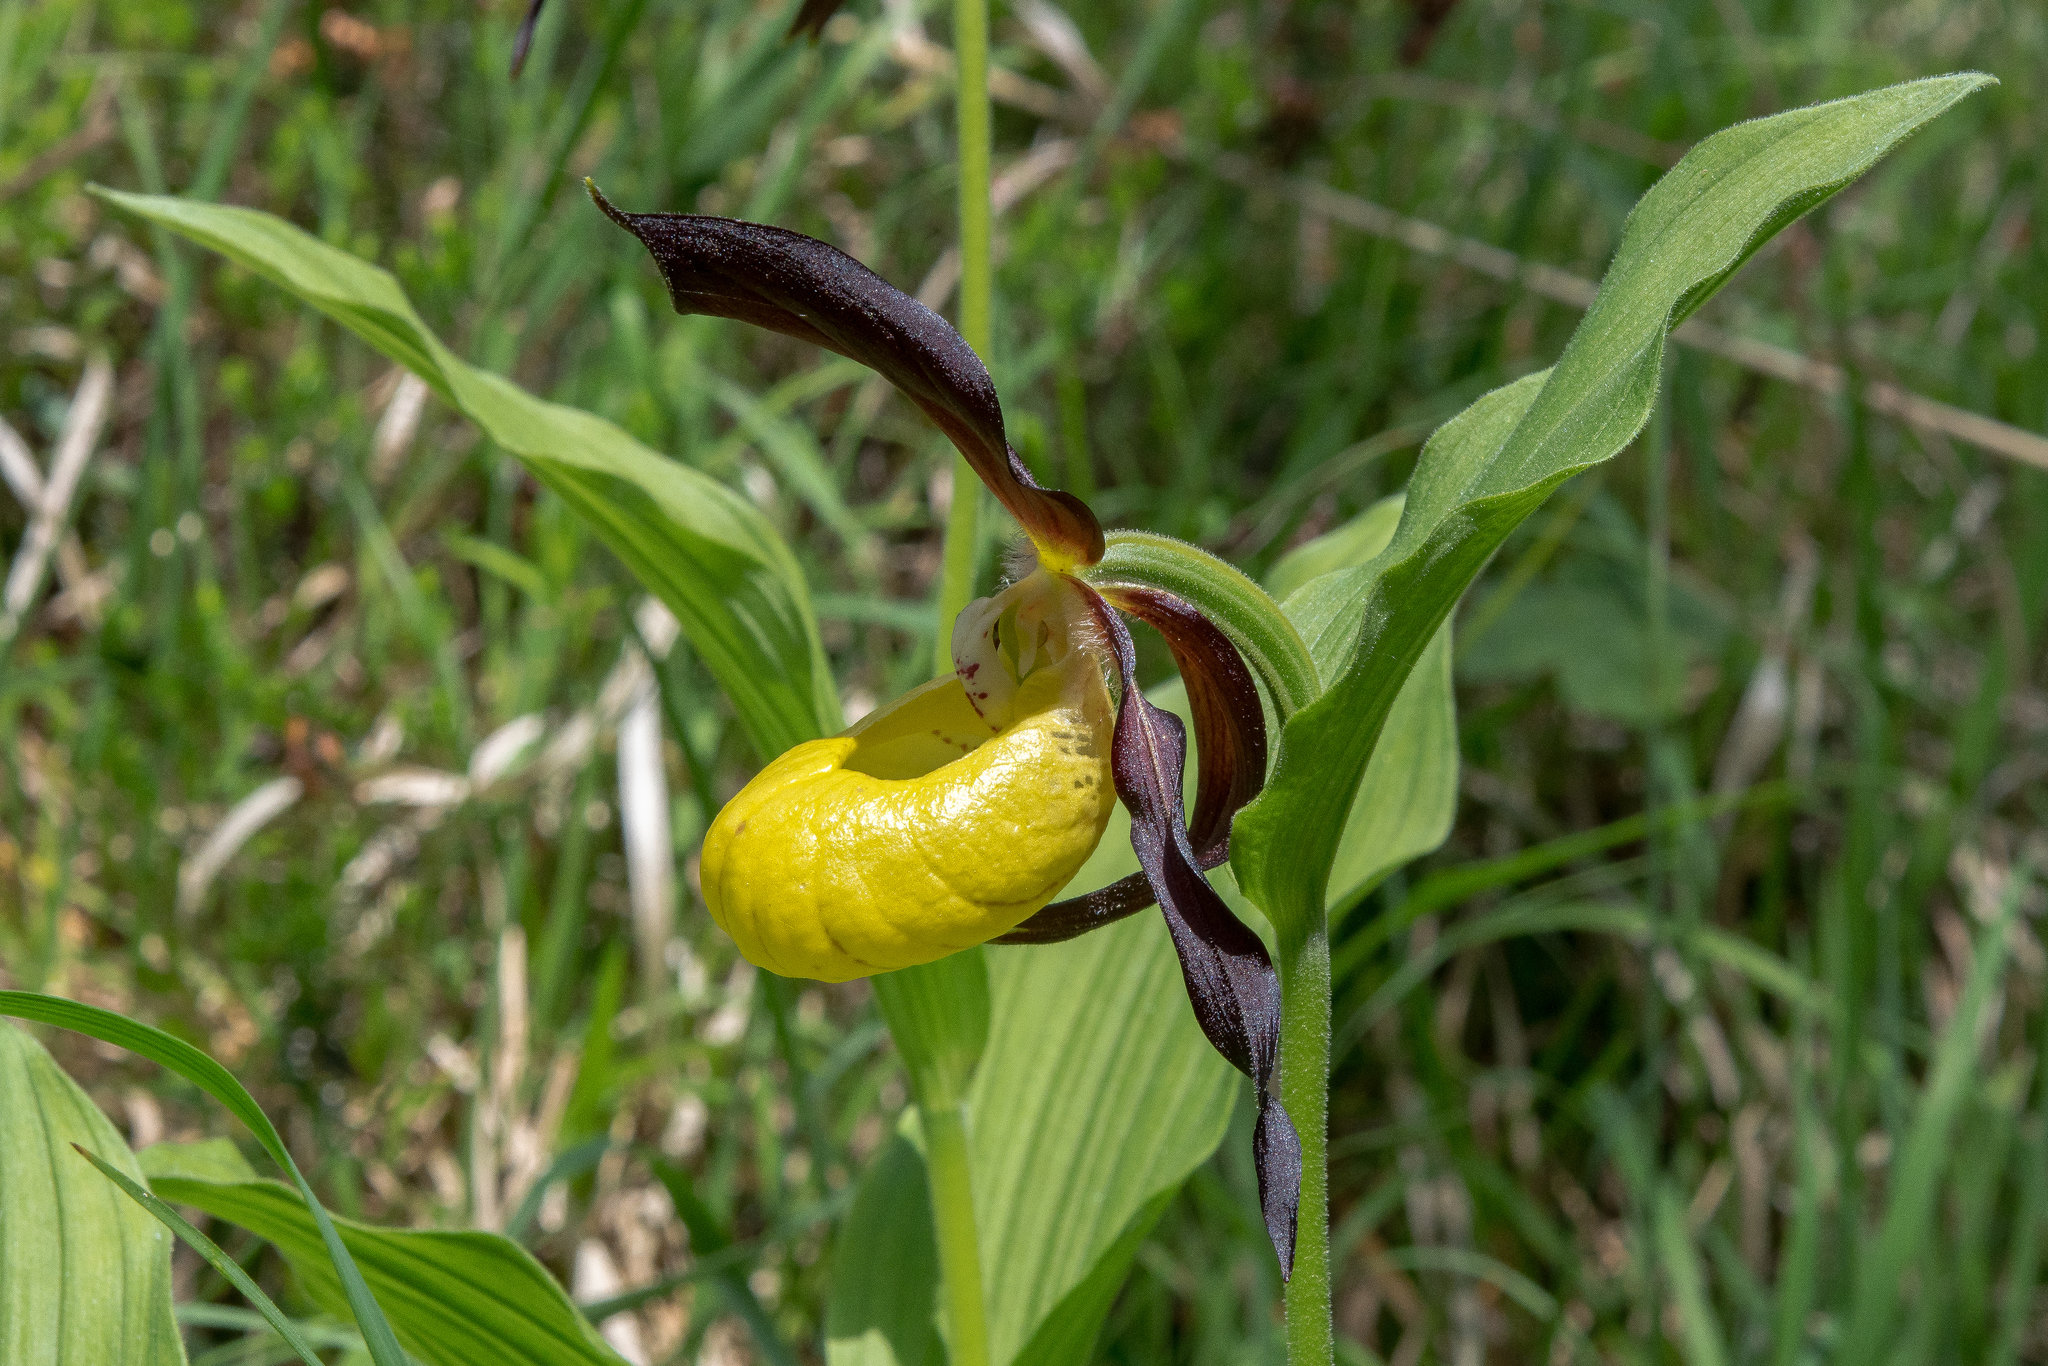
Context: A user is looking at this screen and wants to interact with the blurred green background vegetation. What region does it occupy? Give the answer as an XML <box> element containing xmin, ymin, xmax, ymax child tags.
<box><xmin>3</xmin><ymin>0</ymin><xmax>2046</xmax><ymax>1361</ymax></box>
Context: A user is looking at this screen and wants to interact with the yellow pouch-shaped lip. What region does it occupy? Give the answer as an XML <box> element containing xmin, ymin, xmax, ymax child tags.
<box><xmin>700</xmin><ymin>659</ymin><xmax>1115</xmax><ymax>982</ymax></box>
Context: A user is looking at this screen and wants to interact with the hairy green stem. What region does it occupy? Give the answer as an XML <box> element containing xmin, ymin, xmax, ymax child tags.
<box><xmin>923</xmin><ymin>1102</ymin><xmax>992</xmax><ymax>1366</ymax></box>
<box><xmin>1278</xmin><ymin>920</ymin><xmax>1333</xmax><ymax>1365</ymax></box>
<box><xmin>932</xmin><ymin>0</ymin><xmax>994</xmax><ymax>674</ymax></box>
<box><xmin>915</xmin><ymin>6</ymin><xmax>996</xmax><ymax>1364</ymax></box>
<box><xmin>1085</xmin><ymin>535</ymin><xmax>1332</xmax><ymax>1359</ymax></box>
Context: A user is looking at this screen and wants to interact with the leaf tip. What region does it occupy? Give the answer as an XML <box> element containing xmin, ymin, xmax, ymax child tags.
<box><xmin>584</xmin><ymin>179</ymin><xmax>630</xmax><ymax>231</ymax></box>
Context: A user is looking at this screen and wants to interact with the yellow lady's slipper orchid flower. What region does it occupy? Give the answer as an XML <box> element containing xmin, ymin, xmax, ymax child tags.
<box><xmin>700</xmin><ymin>572</ymin><xmax>1115</xmax><ymax>981</ymax></box>
<box><xmin>597</xmin><ymin>193</ymin><xmax>1299</xmax><ymax>1272</ymax></box>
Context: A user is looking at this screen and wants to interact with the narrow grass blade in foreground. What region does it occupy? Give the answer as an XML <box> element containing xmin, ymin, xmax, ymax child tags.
<box><xmin>0</xmin><ymin>993</ymin><xmax>409</xmax><ymax>1366</ymax></box>
<box><xmin>144</xmin><ymin>1154</ymin><xmax>631</xmax><ymax>1366</ymax></box>
<box><xmin>74</xmin><ymin>1147</ymin><xmax>327</xmax><ymax>1366</ymax></box>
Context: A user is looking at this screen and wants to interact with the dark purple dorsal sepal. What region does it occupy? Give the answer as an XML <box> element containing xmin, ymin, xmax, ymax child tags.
<box><xmin>1069</xmin><ymin>584</ymin><xmax>1299</xmax><ymax>1278</ymax></box>
<box><xmin>588</xmin><ymin>184</ymin><xmax>1103</xmax><ymax>565</ymax></box>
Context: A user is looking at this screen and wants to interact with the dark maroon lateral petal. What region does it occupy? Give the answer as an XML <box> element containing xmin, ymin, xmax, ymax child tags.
<box><xmin>787</xmin><ymin>0</ymin><xmax>849</xmax><ymax>40</ymax></box>
<box><xmin>1070</xmin><ymin>585</ymin><xmax>1300</xmax><ymax>1277</ymax></box>
<box><xmin>1110</xmin><ymin>585</ymin><xmax>1268</xmax><ymax>852</ymax></box>
<box><xmin>994</xmin><ymin>875</ymin><xmax>1155</xmax><ymax>944</ymax></box>
<box><xmin>998</xmin><ymin>585</ymin><xmax>1266</xmax><ymax>945</ymax></box>
<box><xmin>587</xmin><ymin>183</ymin><xmax>1103</xmax><ymax>566</ymax></box>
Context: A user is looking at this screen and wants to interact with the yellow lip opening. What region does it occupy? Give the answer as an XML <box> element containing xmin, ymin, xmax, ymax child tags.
<box><xmin>700</xmin><ymin>632</ymin><xmax>1115</xmax><ymax>982</ymax></box>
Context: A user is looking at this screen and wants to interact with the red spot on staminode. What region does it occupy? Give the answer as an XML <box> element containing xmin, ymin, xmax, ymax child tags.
<box><xmin>960</xmin><ymin>661</ymin><xmax>980</xmax><ymax>677</ymax></box>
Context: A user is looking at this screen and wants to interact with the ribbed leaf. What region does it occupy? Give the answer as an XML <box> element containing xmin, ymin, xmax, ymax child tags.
<box><xmin>90</xmin><ymin>187</ymin><xmax>838</xmax><ymax>758</ymax></box>
<box><xmin>826</xmin><ymin>911</ymin><xmax>1237</xmax><ymax>1366</ymax></box>
<box><xmin>0</xmin><ymin>993</ymin><xmax>407</xmax><ymax>1366</ymax></box>
<box><xmin>974</xmin><ymin>922</ymin><xmax>1240</xmax><ymax>1365</ymax></box>
<box><xmin>0</xmin><ymin>1023</ymin><xmax>185</xmax><ymax>1366</ymax></box>
<box><xmin>1269</xmin><ymin>495</ymin><xmax>1457</xmax><ymax>916</ymax></box>
<box><xmin>144</xmin><ymin>1160</ymin><xmax>628</xmax><ymax>1366</ymax></box>
<box><xmin>1231</xmin><ymin>75</ymin><xmax>1992</xmax><ymax>936</ymax></box>
<box><xmin>80</xmin><ymin>1147</ymin><xmax>325</xmax><ymax>1366</ymax></box>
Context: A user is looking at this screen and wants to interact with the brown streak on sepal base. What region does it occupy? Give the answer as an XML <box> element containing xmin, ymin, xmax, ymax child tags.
<box><xmin>998</xmin><ymin>584</ymin><xmax>1267</xmax><ymax>943</ymax></box>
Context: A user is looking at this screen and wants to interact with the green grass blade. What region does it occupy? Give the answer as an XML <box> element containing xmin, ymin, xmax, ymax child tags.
<box><xmin>1838</xmin><ymin>873</ymin><xmax>2022</xmax><ymax>1363</ymax></box>
<box><xmin>1589</xmin><ymin>1086</ymin><xmax>1730</xmax><ymax>1366</ymax></box>
<box><xmin>0</xmin><ymin>992</ymin><xmax>408</xmax><ymax>1366</ymax></box>
<box><xmin>74</xmin><ymin>1146</ymin><xmax>326</xmax><ymax>1366</ymax></box>
<box><xmin>1337</xmin><ymin>899</ymin><xmax>1824</xmax><ymax>1052</ymax></box>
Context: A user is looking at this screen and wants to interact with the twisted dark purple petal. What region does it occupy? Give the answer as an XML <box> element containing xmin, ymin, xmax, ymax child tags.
<box><xmin>999</xmin><ymin>585</ymin><xmax>1266</xmax><ymax>944</ymax></box>
<box><xmin>1069</xmin><ymin>585</ymin><xmax>1300</xmax><ymax>1277</ymax></box>
<box><xmin>588</xmin><ymin>184</ymin><xmax>1104</xmax><ymax>565</ymax></box>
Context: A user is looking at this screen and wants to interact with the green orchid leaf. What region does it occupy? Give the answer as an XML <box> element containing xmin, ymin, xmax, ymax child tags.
<box><xmin>0</xmin><ymin>1023</ymin><xmax>185</xmax><ymax>1366</ymax></box>
<box><xmin>825</xmin><ymin>1132</ymin><xmax>946</xmax><ymax>1366</ymax></box>
<box><xmin>146</xmin><ymin>1162</ymin><xmax>630</xmax><ymax>1366</ymax></box>
<box><xmin>872</xmin><ymin>950</ymin><xmax>991</xmax><ymax>1112</ymax></box>
<box><xmin>1230</xmin><ymin>74</ymin><xmax>1992</xmax><ymax>938</ymax></box>
<box><xmin>0</xmin><ymin>993</ymin><xmax>408</xmax><ymax>1366</ymax></box>
<box><xmin>973</xmin><ymin>922</ymin><xmax>1239</xmax><ymax>1366</ymax></box>
<box><xmin>90</xmin><ymin>187</ymin><xmax>839</xmax><ymax>758</ymax></box>
<box><xmin>826</xmin><ymin>912</ymin><xmax>1237</xmax><ymax>1366</ymax></box>
<box><xmin>1279</xmin><ymin>506</ymin><xmax>1461</xmax><ymax>926</ymax></box>
<box><xmin>1270</xmin><ymin>495</ymin><xmax>1459</xmax><ymax>918</ymax></box>
<box><xmin>827</xmin><ymin>492</ymin><xmax>1465</xmax><ymax>1360</ymax></box>
<box><xmin>78</xmin><ymin>1147</ymin><xmax>325</xmax><ymax>1366</ymax></box>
